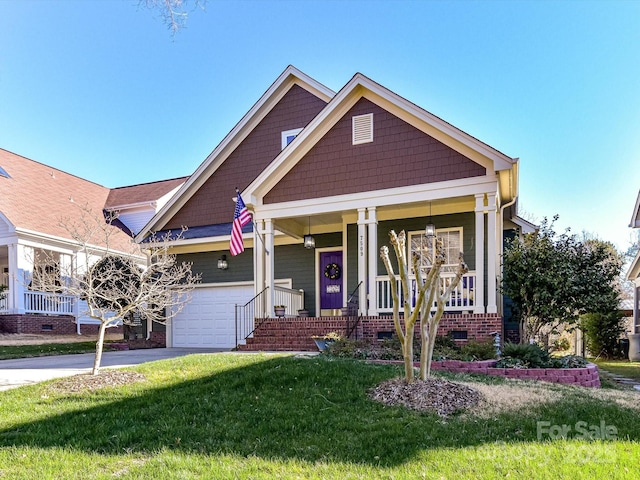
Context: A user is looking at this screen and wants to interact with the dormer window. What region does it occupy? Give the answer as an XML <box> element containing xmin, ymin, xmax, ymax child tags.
<box><xmin>281</xmin><ymin>128</ymin><xmax>303</xmax><ymax>149</ymax></box>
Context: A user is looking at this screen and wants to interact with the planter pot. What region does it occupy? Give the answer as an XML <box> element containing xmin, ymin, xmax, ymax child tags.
<box><xmin>297</xmin><ymin>309</ymin><xmax>309</xmax><ymax>318</ymax></box>
<box><xmin>274</xmin><ymin>307</ymin><xmax>286</xmax><ymax>317</ymax></box>
<box><xmin>312</xmin><ymin>338</ymin><xmax>335</xmax><ymax>351</ymax></box>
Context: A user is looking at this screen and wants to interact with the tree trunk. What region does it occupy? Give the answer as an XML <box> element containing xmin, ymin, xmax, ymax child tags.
<box><xmin>92</xmin><ymin>322</ymin><xmax>108</xmax><ymax>376</ymax></box>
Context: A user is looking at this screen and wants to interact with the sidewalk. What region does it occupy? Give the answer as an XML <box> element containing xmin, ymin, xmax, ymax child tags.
<box><xmin>0</xmin><ymin>348</ymin><xmax>225</xmax><ymax>391</ymax></box>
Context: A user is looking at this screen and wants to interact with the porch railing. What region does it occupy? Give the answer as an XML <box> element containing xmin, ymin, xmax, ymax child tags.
<box><xmin>376</xmin><ymin>271</ymin><xmax>476</xmax><ymax>314</ymax></box>
<box><xmin>24</xmin><ymin>290</ymin><xmax>75</xmax><ymax>315</ymax></box>
<box><xmin>235</xmin><ymin>286</ymin><xmax>305</xmax><ymax>347</ymax></box>
<box><xmin>0</xmin><ymin>290</ymin><xmax>9</xmax><ymax>313</ymax></box>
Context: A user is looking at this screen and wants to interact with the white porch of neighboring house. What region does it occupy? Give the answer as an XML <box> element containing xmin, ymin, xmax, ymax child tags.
<box><xmin>250</xmin><ymin>188</ymin><xmax>503</xmax><ymax>319</ymax></box>
<box><xmin>0</xmin><ymin>243</ymin><xmax>81</xmax><ymax>326</ymax></box>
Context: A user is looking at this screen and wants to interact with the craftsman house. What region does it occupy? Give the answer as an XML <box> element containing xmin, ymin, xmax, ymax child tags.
<box><xmin>0</xmin><ymin>147</ymin><xmax>185</xmax><ymax>334</ymax></box>
<box><xmin>137</xmin><ymin>66</ymin><xmax>530</xmax><ymax>350</ymax></box>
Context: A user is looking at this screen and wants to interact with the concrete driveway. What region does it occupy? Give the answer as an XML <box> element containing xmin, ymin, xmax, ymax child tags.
<box><xmin>0</xmin><ymin>348</ymin><xmax>225</xmax><ymax>391</ymax></box>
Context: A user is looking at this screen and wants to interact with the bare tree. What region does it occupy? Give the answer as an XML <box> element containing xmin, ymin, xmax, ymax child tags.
<box><xmin>35</xmin><ymin>205</ymin><xmax>200</xmax><ymax>375</ymax></box>
<box><xmin>380</xmin><ymin>230</ymin><xmax>468</xmax><ymax>382</ymax></box>
<box><xmin>141</xmin><ymin>0</ymin><xmax>206</xmax><ymax>35</ymax></box>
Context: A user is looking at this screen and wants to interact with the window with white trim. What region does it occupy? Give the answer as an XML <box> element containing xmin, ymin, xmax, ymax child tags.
<box><xmin>281</xmin><ymin>128</ymin><xmax>303</xmax><ymax>149</ymax></box>
<box><xmin>352</xmin><ymin>113</ymin><xmax>373</xmax><ymax>145</ymax></box>
<box><xmin>408</xmin><ymin>227</ymin><xmax>463</xmax><ymax>276</ymax></box>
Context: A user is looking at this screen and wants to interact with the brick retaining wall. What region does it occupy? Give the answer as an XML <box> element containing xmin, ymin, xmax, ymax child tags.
<box><xmin>429</xmin><ymin>359</ymin><xmax>600</xmax><ymax>388</ymax></box>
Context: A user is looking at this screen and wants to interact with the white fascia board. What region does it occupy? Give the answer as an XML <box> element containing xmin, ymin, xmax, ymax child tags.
<box><xmin>510</xmin><ymin>215</ymin><xmax>538</xmax><ymax>234</ymax></box>
<box><xmin>356</xmin><ymin>76</ymin><xmax>516</xmax><ymax>171</ymax></box>
<box><xmin>136</xmin><ymin>67</ymin><xmax>334</xmax><ymax>243</ymax></box>
<box><xmin>627</xmin><ymin>249</ymin><xmax>640</xmax><ymax>281</ymax></box>
<box><xmin>253</xmin><ymin>176</ymin><xmax>499</xmax><ymax>221</ymax></box>
<box><xmin>630</xmin><ymin>189</ymin><xmax>640</xmax><ymax>228</ymax></box>
<box><xmin>106</xmin><ymin>201</ymin><xmax>156</xmax><ymax>212</ymax></box>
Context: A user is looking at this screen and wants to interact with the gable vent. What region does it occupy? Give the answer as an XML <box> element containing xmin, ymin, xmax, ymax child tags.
<box><xmin>352</xmin><ymin>113</ymin><xmax>373</xmax><ymax>145</ymax></box>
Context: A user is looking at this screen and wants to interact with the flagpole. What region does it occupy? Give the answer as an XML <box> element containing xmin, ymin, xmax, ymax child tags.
<box><xmin>235</xmin><ymin>188</ymin><xmax>269</xmax><ymax>255</ymax></box>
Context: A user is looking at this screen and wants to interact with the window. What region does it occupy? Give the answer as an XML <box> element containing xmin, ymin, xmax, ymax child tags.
<box><xmin>408</xmin><ymin>227</ymin><xmax>463</xmax><ymax>276</ymax></box>
<box><xmin>281</xmin><ymin>128</ymin><xmax>303</xmax><ymax>149</ymax></box>
<box><xmin>352</xmin><ymin>113</ymin><xmax>373</xmax><ymax>145</ymax></box>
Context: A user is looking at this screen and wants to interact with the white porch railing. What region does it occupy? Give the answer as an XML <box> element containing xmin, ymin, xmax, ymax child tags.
<box><xmin>273</xmin><ymin>286</ymin><xmax>304</xmax><ymax>316</ymax></box>
<box><xmin>0</xmin><ymin>290</ymin><xmax>9</xmax><ymax>313</ymax></box>
<box><xmin>24</xmin><ymin>291</ymin><xmax>75</xmax><ymax>315</ymax></box>
<box><xmin>376</xmin><ymin>271</ymin><xmax>476</xmax><ymax>313</ymax></box>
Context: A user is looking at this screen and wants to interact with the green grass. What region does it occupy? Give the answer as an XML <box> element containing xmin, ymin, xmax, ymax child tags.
<box><xmin>591</xmin><ymin>358</ymin><xmax>640</xmax><ymax>383</ymax></box>
<box><xmin>0</xmin><ymin>342</ymin><xmax>99</xmax><ymax>360</ymax></box>
<box><xmin>0</xmin><ymin>353</ymin><xmax>639</xmax><ymax>479</ymax></box>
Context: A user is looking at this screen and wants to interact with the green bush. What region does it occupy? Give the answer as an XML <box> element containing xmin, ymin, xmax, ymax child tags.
<box><xmin>460</xmin><ymin>339</ymin><xmax>497</xmax><ymax>360</ymax></box>
<box><xmin>498</xmin><ymin>342</ymin><xmax>550</xmax><ymax>368</ymax></box>
<box><xmin>497</xmin><ymin>342</ymin><xmax>588</xmax><ymax>368</ymax></box>
<box><xmin>580</xmin><ymin>312</ymin><xmax>626</xmax><ymax>359</ymax></box>
<box><xmin>325</xmin><ymin>339</ymin><xmax>371</xmax><ymax>359</ymax></box>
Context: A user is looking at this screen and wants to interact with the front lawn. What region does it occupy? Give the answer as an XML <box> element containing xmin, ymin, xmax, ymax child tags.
<box><xmin>0</xmin><ymin>353</ymin><xmax>638</xmax><ymax>479</ymax></box>
<box><xmin>0</xmin><ymin>341</ymin><xmax>98</xmax><ymax>360</ymax></box>
<box><xmin>591</xmin><ymin>358</ymin><xmax>640</xmax><ymax>383</ymax></box>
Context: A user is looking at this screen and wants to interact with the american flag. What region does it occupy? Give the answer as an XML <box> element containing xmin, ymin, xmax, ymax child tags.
<box><xmin>230</xmin><ymin>191</ymin><xmax>251</xmax><ymax>256</ymax></box>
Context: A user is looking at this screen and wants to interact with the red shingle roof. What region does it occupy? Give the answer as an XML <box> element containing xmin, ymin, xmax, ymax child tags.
<box><xmin>0</xmin><ymin>149</ymin><xmax>133</xmax><ymax>251</ymax></box>
<box><xmin>105</xmin><ymin>177</ymin><xmax>187</xmax><ymax>209</ymax></box>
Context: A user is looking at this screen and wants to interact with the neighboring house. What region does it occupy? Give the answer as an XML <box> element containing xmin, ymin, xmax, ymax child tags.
<box><xmin>0</xmin><ymin>148</ymin><xmax>184</xmax><ymax>334</ymax></box>
<box><xmin>627</xmin><ymin>189</ymin><xmax>640</xmax><ymax>360</ymax></box>
<box><xmin>136</xmin><ymin>65</ymin><xmax>529</xmax><ymax>350</ymax></box>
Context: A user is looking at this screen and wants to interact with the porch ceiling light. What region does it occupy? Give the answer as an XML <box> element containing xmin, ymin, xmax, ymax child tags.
<box><xmin>425</xmin><ymin>223</ymin><xmax>436</xmax><ymax>238</ymax></box>
<box><xmin>426</xmin><ymin>201</ymin><xmax>436</xmax><ymax>237</ymax></box>
<box><xmin>304</xmin><ymin>217</ymin><xmax>315</xmax><ymax>249</ymax></box>
<box><xmin>217</xmin><ymin>255</ymin><xmax>228</xmax><ymax>270</ymax></box>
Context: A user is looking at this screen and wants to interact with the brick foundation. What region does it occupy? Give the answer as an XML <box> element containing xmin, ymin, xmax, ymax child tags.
<box><xmin>238</xmin><ymin>314</ymin><xmax>502</xmax><ymax>351</ymax></box>
<box><xmin>0</xmin><ymin>314</ymin><xmax>123</xmax><ymax>336</ymax></box>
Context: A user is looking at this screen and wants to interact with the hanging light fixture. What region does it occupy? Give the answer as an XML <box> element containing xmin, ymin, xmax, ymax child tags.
<box><xmin>425</xmin><ymin>201</ymin><xmax>436</xmax><ymax>237</ymax></box>
<box><xmin>304</xmin><ymin>217</ymin><xmax>315</xmax><ymax>249</ymax></box>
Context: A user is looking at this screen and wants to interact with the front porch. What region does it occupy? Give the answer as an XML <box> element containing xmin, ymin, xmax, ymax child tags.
<box><xmin>236</xmin><ymin>312</ymin><xmax>502</xmax><ymax>352</ymax></box>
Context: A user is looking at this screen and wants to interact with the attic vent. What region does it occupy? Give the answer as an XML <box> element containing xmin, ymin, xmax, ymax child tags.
<box><xmin>0</xmin><ymin>166</ymin><xmax>10</xmax><ymax>178</ymax></box>
<box><xmin>352</xmin><ymin>113</ymin><xmax>373</xmax><ymax>145</ymax></box>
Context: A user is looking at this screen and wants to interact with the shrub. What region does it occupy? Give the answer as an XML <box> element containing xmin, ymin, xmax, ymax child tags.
<box><xmin>498</xmin><ymin>342</ymin><xmax>550</xmax><ymax>368</ymax></box>
<box><xmin>325</xmin><ymin>339</ymin><xmax>370</xmax><ymax>359</ymax></box>
<box><xmin>460</xmin><ymin>339</ymin><xmax>497</xmax><ymax>360</ymax></box>
<box><xmin>580</xmin><ymin>312</ymin><xmax>626</xmax><ymax>359</ymax></box>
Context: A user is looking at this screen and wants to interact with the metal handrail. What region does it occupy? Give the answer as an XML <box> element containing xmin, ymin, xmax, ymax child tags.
<box><xmin>345</xmin><ymin>281</ymin><xmax>363</xmax><ymax>339</ymax></box>
<box><xmin>235</xmin><ymin>287</ymin><xmax>268</xmax><ymax>347</ymax></box>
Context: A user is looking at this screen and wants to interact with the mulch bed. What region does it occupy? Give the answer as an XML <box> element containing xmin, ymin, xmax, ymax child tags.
<box><xmin>48</xmin><ymin>370</ymin><xmax>146</xmax><ymax>393</ymax></box>
<box><xmin>369</xmin><ymin>377</ymin><xmax>482</xmax><ymax>417</ymax></box>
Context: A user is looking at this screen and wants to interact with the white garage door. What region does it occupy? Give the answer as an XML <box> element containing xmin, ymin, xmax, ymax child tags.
<box><xmin>171</xmin><ymin>284</ymin><xmax>253</xmax><ymax>349</ymax></box>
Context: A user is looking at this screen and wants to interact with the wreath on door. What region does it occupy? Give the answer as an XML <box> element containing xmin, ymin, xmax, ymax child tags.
<box><xmin>324</xmin><ymin>262</ymin><xmax>341</xmax><ymax>280</ymax></box>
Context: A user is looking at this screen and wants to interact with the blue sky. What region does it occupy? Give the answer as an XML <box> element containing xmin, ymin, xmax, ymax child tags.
<box><xmin>1</xmin><ymin>0</ymin><xmax>639</xmax><ymax>251</ymax></box>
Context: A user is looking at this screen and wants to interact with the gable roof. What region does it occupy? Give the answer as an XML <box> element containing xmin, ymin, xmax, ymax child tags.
<box><xmin>246</xmin><ymin>72</ymin><xmax>517</xmax><ymax>205</ymax></box>
<box><xmin>0</xmin><ymin>148</ymin><xmax>133</xmax><ymax>251</ymax></box>
<box><xmin>135</xmin><ymin>65</ymin><xmax>335</xmax><ymax>242</ymax></box>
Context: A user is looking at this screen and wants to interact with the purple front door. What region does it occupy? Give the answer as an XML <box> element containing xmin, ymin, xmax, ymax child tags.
<box><xmin>319</xmin><ymin>251</ymin><xmax>343</xmax><ymax>311</ymax></box>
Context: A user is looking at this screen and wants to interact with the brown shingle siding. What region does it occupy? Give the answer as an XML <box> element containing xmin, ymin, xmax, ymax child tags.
<box><xmin>165</xmin><ymin>85</ymin><xmax>328</xmax><ymax>229</ymax></box>
<box><xmin>264</xmin><ymin>98</ymin><xmax>486</xmax><ymax>204</ymax></box>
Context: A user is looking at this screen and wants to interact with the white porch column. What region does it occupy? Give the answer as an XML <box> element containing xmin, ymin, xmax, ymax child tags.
<box><xmin>263</xmin><ymin>219</ymin><xmax>275</xmax><ymax>316</ymax></box>
<box><xmin>486</xmin><ymin>193</ymin><xmax>498</xmax><ymax>314</ymax></box>
<box><xmin>254</xmin><ymin>219</ymin><xmax>266</xmax><ymax>302</ymax></box>
<box><xmin>474</xmin><ymin>194</ymin><xmax>486</xmax><ymax>314</ymax></box>
<box><xmin>366</xmin><ymin>207</ymin><xmax>378</xmax><ymax>316</ymax></box>
<box><xmin>357</xmin><ymin>209</ymin><xmax>368</xmax><ymax>316</ymax></box>
<box><xmin>10</xmin><ymin>243</ymin><xmax>33</xmax><ymax>314</ymax></box>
